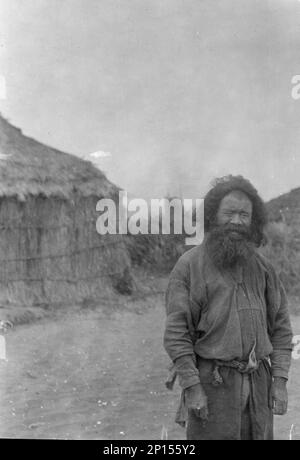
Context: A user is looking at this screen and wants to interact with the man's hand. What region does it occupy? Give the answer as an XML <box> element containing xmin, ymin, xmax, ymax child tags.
<box><xmin>272</xmin><ymin>377</ymin><xmax>288</xmax><ymax>415</ymax></box>
<box><xmin>185</xmin><ymin>383</ymin><xmax>208</xmax><ymax>420</ymax></box>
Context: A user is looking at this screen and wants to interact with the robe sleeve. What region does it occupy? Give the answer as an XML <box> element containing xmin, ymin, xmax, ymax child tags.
<box><xmin>163</xmin><ymin>256</ymin><xmax>200</xmax><ymax>389</ymax></box>
<box><xmin>268</xmin><ymin>271</ymin><xmax>293</xmax><ymax>380</ymax></box>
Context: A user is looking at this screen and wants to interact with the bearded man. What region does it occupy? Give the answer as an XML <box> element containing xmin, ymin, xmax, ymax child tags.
<box><xmin>163</xmin><ymin>175</ymin><xmax>293</xmax><ymax>440</ymax></box>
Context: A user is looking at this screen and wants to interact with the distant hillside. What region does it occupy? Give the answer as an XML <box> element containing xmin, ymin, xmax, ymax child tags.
<box><xmin>264</xmin><ymin>187</ymin><xmax>300</xmax><ymax>312</ymax></box>
<box><xmin>267</xmin><ymin>187</ymin><xmax>300</xmax><ymax>228</ymax></box>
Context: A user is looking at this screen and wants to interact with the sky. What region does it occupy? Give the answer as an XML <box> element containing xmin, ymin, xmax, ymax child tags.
<box><xmin>0</xmin><ymin>0</ymin><xmax>300</xmax><ymax>201</ymax></box>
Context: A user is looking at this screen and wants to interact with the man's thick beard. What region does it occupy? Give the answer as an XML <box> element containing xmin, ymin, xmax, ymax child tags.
<box><xmin>205</xmin><ymin>224</ymin><xmax>255</xmax><ymax>270</ymax></box>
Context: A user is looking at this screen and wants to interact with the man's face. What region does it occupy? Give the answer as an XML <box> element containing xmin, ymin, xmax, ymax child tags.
<box><xmin>205</xmin><ymin>190</ymin><xmax>255</xmax><ymax>269</ymax></box>
<box><xmin>216</xmin><ymin>191</ymin><xmax>253</xmax><ymax>228</ymax></box>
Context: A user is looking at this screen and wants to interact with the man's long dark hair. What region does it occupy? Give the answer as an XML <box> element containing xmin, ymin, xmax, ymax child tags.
<box><xmin>204</xmin><ymin>175</ymin><xmax>268</xmax><ymax>247</ymax></box>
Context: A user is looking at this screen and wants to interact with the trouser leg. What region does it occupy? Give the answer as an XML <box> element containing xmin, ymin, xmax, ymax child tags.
<box><xmin>240</xmin><ymin>374</ymin><xmax>252</xmax><ymax>440</ymax></box>
<box><xmin>241</xmin><ymin>403</ymin><xmax>252</xmax><ymax>440</ymax></box>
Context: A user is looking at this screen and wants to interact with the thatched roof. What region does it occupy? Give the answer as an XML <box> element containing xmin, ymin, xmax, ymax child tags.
<box><xmin>0</xmin><ymin>114</ymin><xmax>118</xmax><ymax>200</ymax></box>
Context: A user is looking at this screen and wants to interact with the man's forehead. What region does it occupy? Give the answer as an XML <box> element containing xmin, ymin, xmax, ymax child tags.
<box><xmin>219</xmin><ymin>190</ymin><xmax>253</xmax><ymax>210</ymax></box>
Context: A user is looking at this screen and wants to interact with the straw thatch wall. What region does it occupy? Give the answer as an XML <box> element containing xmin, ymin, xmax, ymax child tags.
<box><xmin>0</xmin><ymin>115</ymin><xmax>133</xmax><ymax>307</ymax></box>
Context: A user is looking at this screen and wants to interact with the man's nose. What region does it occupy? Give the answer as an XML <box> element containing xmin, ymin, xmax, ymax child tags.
<box><xmin>230</xmin><ymin>214</ymin><xmax>242</xmax><ymax>225</ymax></box>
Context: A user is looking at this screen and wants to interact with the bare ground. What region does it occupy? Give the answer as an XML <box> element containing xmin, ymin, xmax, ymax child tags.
<box><xmin>0</xmin><ymin>280</ymin><xmax>299</xmax><ymax>440</ymax></box>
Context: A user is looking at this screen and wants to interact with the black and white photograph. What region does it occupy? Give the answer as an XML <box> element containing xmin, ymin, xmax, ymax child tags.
<box><xmin>0</xmin><ymin>0</ymin><xmax>299</xmax><ymax>442</ymax></box>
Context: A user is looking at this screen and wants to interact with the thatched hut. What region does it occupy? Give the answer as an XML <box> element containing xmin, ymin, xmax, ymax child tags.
<box><xmin>0</xmin><ymin>115</ymin><xmax>132</xmax><ymax>307</ymax></box>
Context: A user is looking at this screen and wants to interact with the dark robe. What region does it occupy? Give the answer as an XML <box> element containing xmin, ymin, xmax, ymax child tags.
<box><xmin>163</xmin><ymin>242</ymin><xmax>293</xmax><ymax>440</ymax></box>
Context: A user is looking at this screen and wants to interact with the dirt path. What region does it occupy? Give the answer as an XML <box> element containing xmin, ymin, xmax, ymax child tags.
<box><xmin>0</xmin><ymin>294</ymin><xmax>300</xmax><ymax>440</ymax></box>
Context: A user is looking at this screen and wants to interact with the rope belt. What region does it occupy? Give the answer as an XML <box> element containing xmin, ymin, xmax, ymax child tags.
<box><xmin>211</xmin><ymin>341</ymin><xmax>262</xmax><ymax>386</ymax></box>
<box><xmin>212</xmin><ymin>358</ymin><xmax>262</xmax><ymax>386</ymax></box>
